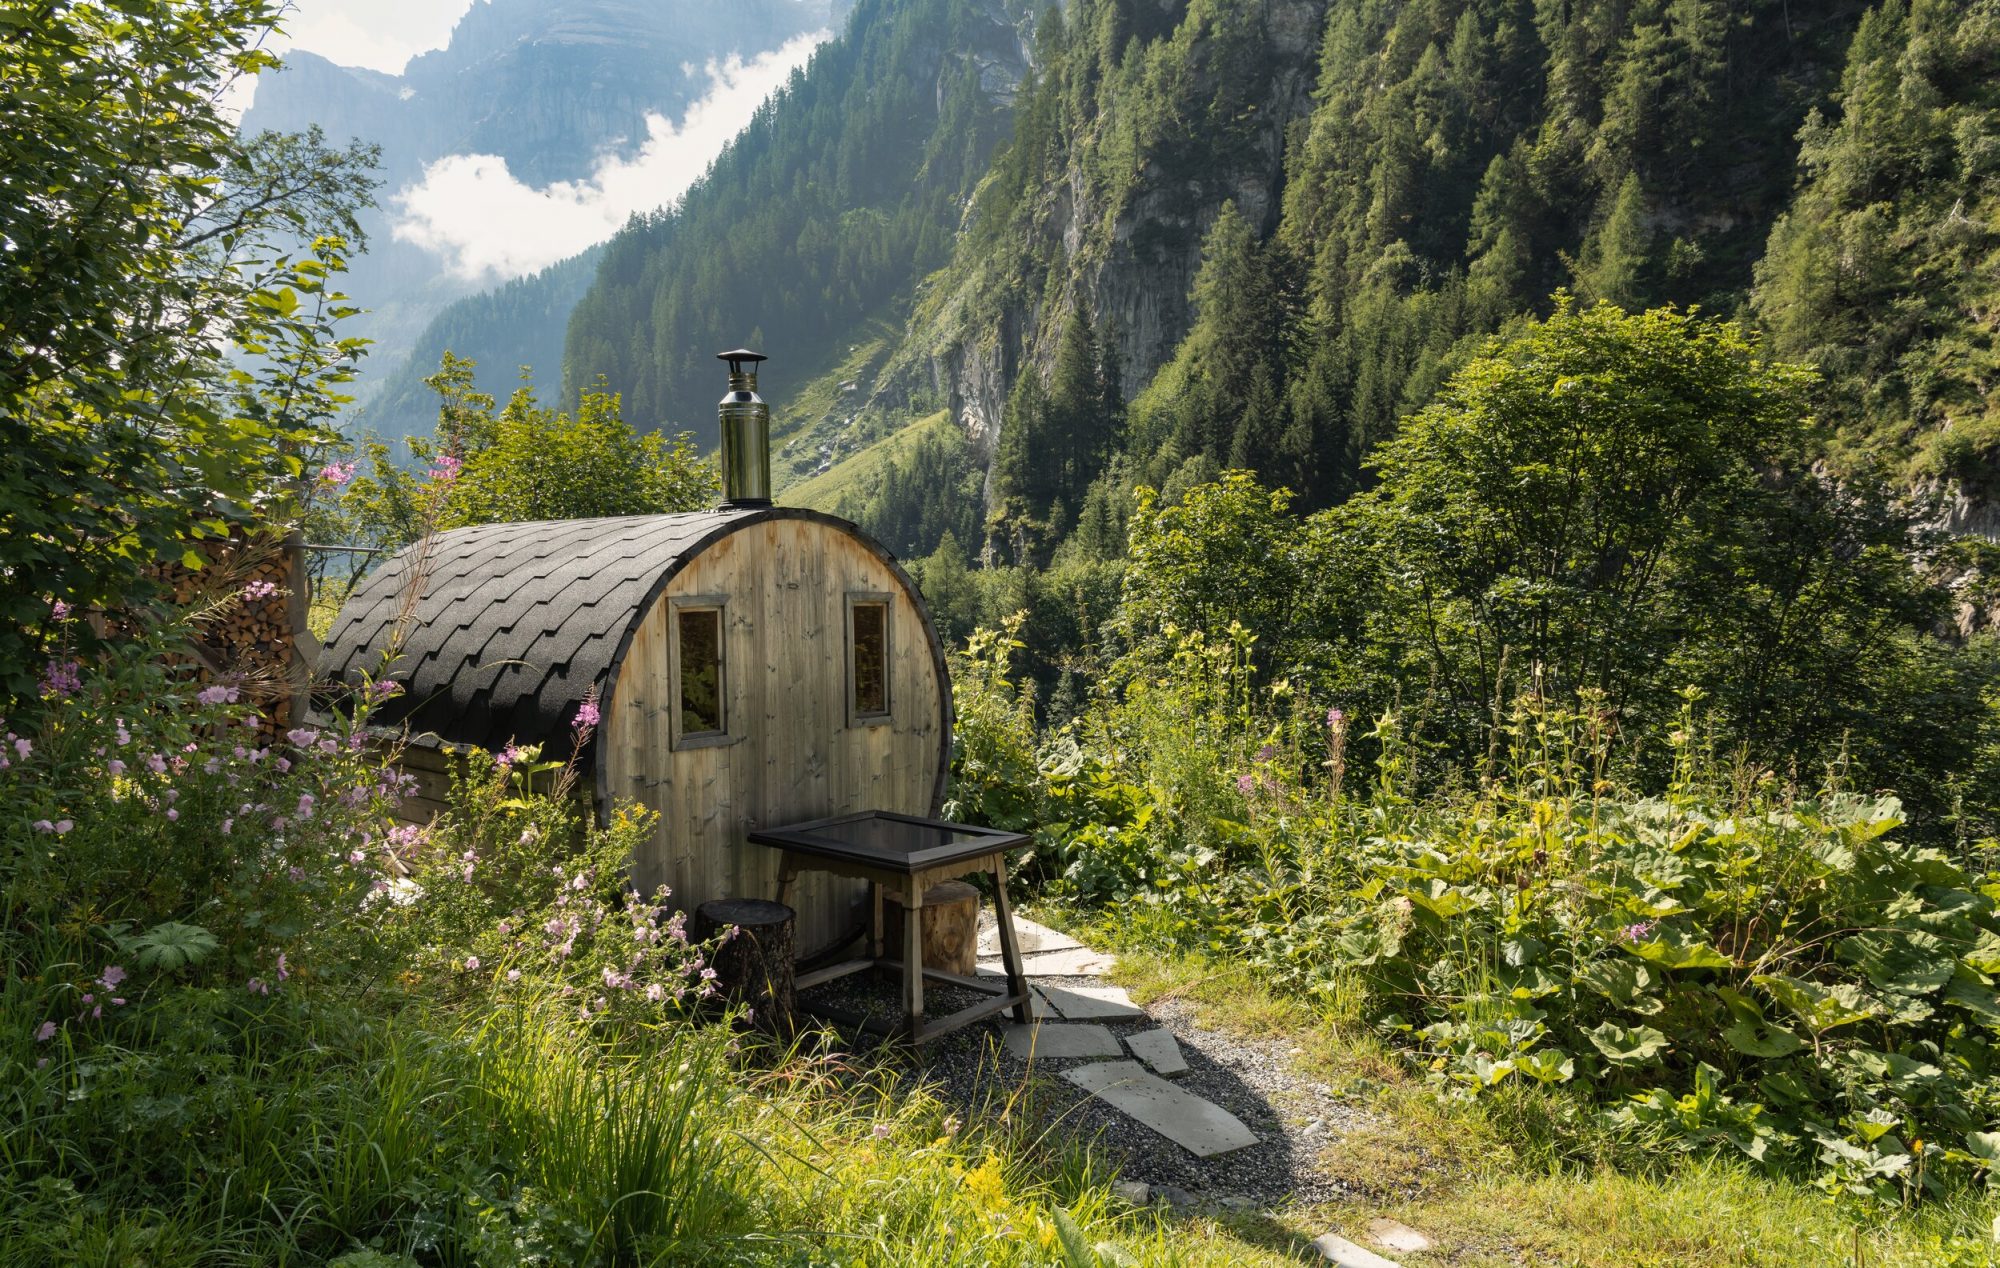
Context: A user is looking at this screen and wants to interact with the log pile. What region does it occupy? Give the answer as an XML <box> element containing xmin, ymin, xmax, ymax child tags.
<box><xmin>150</xmin><ymin>530</ymin><xmax>313</xmax><ymax>745</ymax></box>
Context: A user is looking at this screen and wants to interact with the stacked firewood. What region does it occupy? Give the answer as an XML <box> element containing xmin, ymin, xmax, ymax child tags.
<box><xmin>150</xmin><ymin>531</ymin><xmax>312</xmax><ymax>745</ymax></box>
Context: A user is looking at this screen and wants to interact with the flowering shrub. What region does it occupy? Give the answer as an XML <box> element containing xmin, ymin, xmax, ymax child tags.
<box><xmin>2</xmin><ymin>612</ymin><xmax>408</xmax><ymax>1053</ymax></box>
<box><xmin>381</xmin><ymin>736</ymin><xmax>721</xmax><ymax>1031</ymax></box>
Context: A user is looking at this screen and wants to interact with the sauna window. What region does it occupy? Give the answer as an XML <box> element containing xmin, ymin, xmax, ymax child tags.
<box><xmin>673</xmin><ymin>603</ymin><xmax>726</xmax><ymax>744</ymax></box>
<box><xmin>848</xmin><ymin>595</ymin><xmax>891</xmax><ymax>724</ymax></box>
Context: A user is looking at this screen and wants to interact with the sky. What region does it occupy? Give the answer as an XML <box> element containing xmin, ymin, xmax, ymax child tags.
<box><xmin>393</xmin><ymin>33</ymin><xmax>825</xmax><ymax>281</ymax></box>
<box><xmin>255</xmin><ymin>2</ymin><xmax>826</xmax><ymax>284</ymax></box>
<box><xmin>275</xmin><ymin>0</ymin><xmax>480</xmax><ymax>75</ymax></box>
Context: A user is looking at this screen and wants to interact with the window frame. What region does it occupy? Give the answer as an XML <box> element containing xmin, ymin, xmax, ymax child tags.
<box><xmin>668</xmin><ymin>595</ymin><xmax>731</xmax><ymax>750</ymax></box>
<box><xmin>845</xmin><ymin>591</ymin><xmax>894</xmax><ymax>727</ymax></box>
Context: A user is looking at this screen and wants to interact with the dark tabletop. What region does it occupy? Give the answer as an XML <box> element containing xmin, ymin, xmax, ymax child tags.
<box><xmin>748</xmin><ymin>810</ymin><xmax>1028</xmax><ymax>873</ymax></box>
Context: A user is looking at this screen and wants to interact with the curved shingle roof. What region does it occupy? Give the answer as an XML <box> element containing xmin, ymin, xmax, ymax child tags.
<box><xmin>318</xmin><ymin>508</ymin><xmax>818</xmax><ymax>763</ymax></box>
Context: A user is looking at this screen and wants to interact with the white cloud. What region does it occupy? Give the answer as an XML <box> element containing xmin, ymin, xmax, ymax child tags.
<box><xmin>285</xmin><ymin>0</ymin><xmax>478</xmax><ymax>74</ymax></box>
<box><xmin>389</xmin><ymin>32</ymin><xmax>824</xmax><ymax>283</ymax></box>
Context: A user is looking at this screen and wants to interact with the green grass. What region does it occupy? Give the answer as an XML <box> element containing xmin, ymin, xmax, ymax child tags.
<box><xmin>785</xmin><ymin>408</ymin><xmax>953</xmax><ymax>515</ymax></box>
<box><xmin>766</xmin><ymin>317</ymin><xmax>903</xmax><ymax>494</ymax></box>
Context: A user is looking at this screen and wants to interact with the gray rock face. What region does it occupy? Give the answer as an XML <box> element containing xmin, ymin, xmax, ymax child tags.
<box><xmin>909</xmin><ymin>0</ymin><xmax>1333</xmax><ymax>483</ymax></box>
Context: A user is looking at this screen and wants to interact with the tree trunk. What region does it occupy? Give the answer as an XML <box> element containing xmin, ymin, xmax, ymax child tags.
<box><xmin>692</xmin><ymin>897</ymin><xmax>795</xmax><ymax>1033</ymax></box>
<box><xmin>882</xmin><ymin>881</ymin><xmax>979</xmax><ymax>977</ymax></box>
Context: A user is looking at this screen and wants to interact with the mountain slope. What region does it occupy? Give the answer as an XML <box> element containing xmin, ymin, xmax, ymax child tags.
<box><xmin>561</xmin><ymin>0</ymin><xmax>1040</xmax><ymax>435</ymax></box>
<box><xmin>559</xmin><ymin>0</ymin><xmax>1996</xmax><ymax>573</ymax></box>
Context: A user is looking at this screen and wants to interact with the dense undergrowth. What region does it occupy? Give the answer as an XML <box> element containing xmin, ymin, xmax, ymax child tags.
<box><xmin>950</xmin><ymin>614</ymin><xmax>2000</xmax><ymax>1208</ymax></box>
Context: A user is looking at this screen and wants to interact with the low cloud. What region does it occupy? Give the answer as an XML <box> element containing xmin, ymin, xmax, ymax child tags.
<box><xmin>391</xmin><ymin>32</ymin><xmax>823</xmax><ymax>282</ymax></box>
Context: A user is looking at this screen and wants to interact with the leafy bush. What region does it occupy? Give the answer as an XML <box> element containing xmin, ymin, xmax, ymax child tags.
<box><xmin>951</xmin><ymin>612</ymin><xmax>2000</xmax><ymax>1199</ymax></box>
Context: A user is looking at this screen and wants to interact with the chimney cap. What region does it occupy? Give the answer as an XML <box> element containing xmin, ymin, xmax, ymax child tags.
<box><xmin>716</xmin><ymin>348</ymin><xmax>766</xmax><ymax>370</ymax></box>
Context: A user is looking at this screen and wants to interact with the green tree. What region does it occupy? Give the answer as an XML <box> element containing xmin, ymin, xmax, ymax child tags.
<box><xmin>1329</xmin><ymin>299</ymin><xmax>1960</xmax><ymax>775</ymax></box>
<box><xmin>324</xmin><ymin>358</ymin><xmax>718</xmax><ymax>558</ymax></box>
<box><xmin>0</xmin><ymin>0</ymin><xmax>376</xmax><ymax>695</ymax></box>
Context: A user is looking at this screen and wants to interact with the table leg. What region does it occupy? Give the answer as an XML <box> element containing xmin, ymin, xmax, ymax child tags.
<box><xmin>989</xmin><ymin>857</ymin><xmax>1033</xmax><ymax>1023</ymax></box>
<box><xmin>870</xmin><ymin>881</ymin><xmax>885</xmax><ymax>960</ymax></box>
<box><xmin>776</xmin><ymin>857</ymin><xmax>798</xmax><ymax>910</ymax></box>
<box><xmin>902</xmin><ymin>884</ymin><xmax>925</xmax><ymax>1043</ymax></box>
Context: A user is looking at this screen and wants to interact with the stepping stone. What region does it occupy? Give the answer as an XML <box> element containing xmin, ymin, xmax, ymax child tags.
<box><xmin>1061</xmin><ymin>1061</ymin><xmax>1258</xmax><ymax>1158</ymax></box>
<box><xmin>979</xmin><ymin>946</ymin><xmax>1117</xmax><ymax>977</ymax></box>
<box><xmin>1039</xmin><ymin>983</ymin><xmax>1145</xmax><ymax>1020</ymax></box>
<box><xmin>976</xmin><ymin>911</ymin><xmax>1084</xmax><ymax>957</ymax></box>
<box><xmin>1125</xmin><ymin>1027</ymin><xmax>1188</xmax><ymax>1076</ymax></box>
<box><xmin>1001</xmin><ymin>1022</ymin><xmax>1122</xmax><ymax>1060</ymax></box>
<box><xmin>1313</xmin><ymin>1233</ymin><xmax>1401</xmax><ymax>1268</ymax></box>
<box><xmin>1366</xmin><ymin>1220</ymin><xmax>1431</xmax><ymax>1253</ymax></box>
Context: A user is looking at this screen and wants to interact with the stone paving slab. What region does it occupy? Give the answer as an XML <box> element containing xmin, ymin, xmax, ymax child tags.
<box><xmin>1001</xmin><ymin>1022</ymin><xmax>1123</xmax><ymax>1060</ymax></box>
<box><xmin>976</xmin><ymin>910</ymin><xmax>1084</xmax><ymax>957</ymax></box>
<box><xmin>1312</xmin><ymin>1233</ymin><xmax>1401</xmax><ymax>1267</ymax></box>
<box><xmin>1125</xmin><ymin>1027</ymin><xmax>1189</xmax><ymax>1076</ymax></box>
<box><xmin>1366</xmin><ymin>1220</ymin><xmax>1431</xmax><ymax>1253</ymax></box>
<box><xmin>979</xmin><ymin>946</ymin><xmax>1117</xmax><ymax>977</ymax></box>
<box><xmin>1061</xmin><ymin>1060</ymin><xmax>1258</xmax><ymax>1158</ymax></box>
<box><xmin>1039</xmin><ymin>983</ymin><xmax>1146</xmax><ymax>1020</ymax></box>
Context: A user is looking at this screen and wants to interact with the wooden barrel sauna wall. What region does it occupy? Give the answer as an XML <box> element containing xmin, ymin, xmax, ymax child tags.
<box><xmin>317</xmin><ymin>507</ymin><xmax>953</xmax><ymax>954</ymax></box>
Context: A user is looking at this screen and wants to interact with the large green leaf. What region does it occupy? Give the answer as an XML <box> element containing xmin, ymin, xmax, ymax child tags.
<box><xmin>1625</xmin><ymin>931</ymin><xmax>1733</xmax><ymax>971</ymax></box>
<box><xmin>1836</xmin><ymin>930</ymin><xmax>1954</xmax><ymax>997</ymax></box>
<box><xmin>1751</xmin><ymin>974</ymin><xmax>1881</xmax><ymax>1033</ymax></box>
<box><xmin>1577</xmin><ymin>958</ymin><xmax>1664</xmax><ymax>1013</ymax></box>
<box><xmin>1585</xmin><ymin>1021</ymin><xmax>1669</xmax><ymax>1065</ymax></box>
<box><xmin>1721</xmin><ymin>1018</ymin><xmax>1804</xmax><ymax>1058</ymax></box>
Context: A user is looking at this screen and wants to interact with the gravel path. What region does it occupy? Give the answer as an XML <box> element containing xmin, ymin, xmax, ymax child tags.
<box><xmin>797</xmin><ymin>967</ymin><xmax>1371</xmax><ymax>1211</ymax></box>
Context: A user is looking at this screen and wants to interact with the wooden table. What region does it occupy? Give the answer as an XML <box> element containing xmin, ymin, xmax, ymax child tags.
<box><xmin>750</xmin><ymin>811</ymin><xmax>1033</xmax><ymax>1044</ymax></box>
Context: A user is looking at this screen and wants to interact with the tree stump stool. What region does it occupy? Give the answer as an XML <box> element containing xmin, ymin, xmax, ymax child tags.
<box><xmin>882</xmin><ymin>880</ymin><xmax>979</xmax><ymax>977</ymax></box>
<box><xmin>691</xmin><ymin>898</ymin><xmax>796</xmax><ymax>1033</ymax></box>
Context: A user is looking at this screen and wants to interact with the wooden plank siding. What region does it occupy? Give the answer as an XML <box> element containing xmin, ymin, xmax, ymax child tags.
<box><xmin>602</xmin><ymin>518</ymin><xmax>947</xmax><ymax>955</ymax></box>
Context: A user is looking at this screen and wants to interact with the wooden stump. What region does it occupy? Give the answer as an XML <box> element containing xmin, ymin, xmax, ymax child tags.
<box><xmin>691</xmin><ymin>898</ymin><xmax>796</xmax><ymax>1033</ymax></box>
<box><xmin>882</xmin><ymin>880</ymin><xmax>979</xmax><ymax>977</ymax></box>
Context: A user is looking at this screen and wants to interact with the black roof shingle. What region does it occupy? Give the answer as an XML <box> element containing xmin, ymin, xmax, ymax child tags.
<box><xmin>318</xmin><ymin>508</ymin><xmax>790</xmax><ymax>764</ymax></box>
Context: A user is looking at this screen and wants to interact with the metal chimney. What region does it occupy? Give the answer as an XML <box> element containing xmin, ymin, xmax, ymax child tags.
<box><xmin>716</xmin><ymin>348</ymin><xmax>771</xmax><ymax>507</ymax></box>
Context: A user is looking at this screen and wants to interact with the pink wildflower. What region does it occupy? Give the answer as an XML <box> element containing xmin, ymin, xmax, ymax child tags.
<box><xmin>51</xmin><ymin>600</ymin><xmax>70</xmax><ymax>620</ymax></box>
<box><xmin>34</xmin><ymin>1021</ymin><xmax>57</xmax><ymax>1042</ymax></box>
<box><xmin>32</xmin><ymin>820</ymin><xmax>54</xmax><ymax>833</ymax></box>
<box><xmin>318</xmin><ymin>461</ymin><xmax>357</xmax><ymax>485</ymax></box>
<box><xmin>506</xmin><ymin>969</ymin><xmax>521</xmax><ymax>982</ymax></box>
<box><xmin>464</xmin><ymin>956</ymin><xmax>480</xmax><ymax>972</ymax></box>
<box><xmin>14</xmin><ymin>738</ymin><xmax>30</xmax><ymax>759</ymax></box>
<box><xmin>247</xmin><ymin>977</ymin><xmax>269</xmax><ymax>996</ymax></box>
<box><xmin>107</xmin><ymin>759</ymin><xmax>126</xmax><ymax>777</ymax></box>
<box><xmin>242</xmin><ymin>579</ymin><xmax>277</xmax><ymax>601</ymax></box>
<box><xmin>572</xmin><ymin>698</ymin><xmax>600</xmax><ymax>732</ymax></box>
<box><xmin>99</xmin><ymin>965</ymin><xmax>125</xmax><ymax>988</ymax></box>
<box><xmin>41</xmin><ymin>660</ymin><xmax>82</xmax><ymax>697</ymax></box>
<box><xmin>276</xmin><ymin>953</ymin><xmax>289</xmax><ymax>981</ymax></box>
<box><xmin>872</xmin><ymin>1123</ymin><xmax>893</xmax><ymax>1140</ymax></box>
<box><xmin>196</xmin><ymin>684</ymin><xmax>238</xmax><ymax>706</ymax></box>
<box><xmin>1620</xmin><ymin>922</ymin><xmax>1657</xmax><ymax>943</ymax></box>
<box><xmin>1236</xmin><ymin>773</ymin><xmax>1257</xmax><ymax>795</ymax></box>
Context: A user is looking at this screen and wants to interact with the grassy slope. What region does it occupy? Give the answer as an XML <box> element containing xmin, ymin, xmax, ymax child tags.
<box><xmin>785</xmin><ymin>407</ymin><xmax>954</xmax><ymax>514</ymax></box>
<box><xmin>766</xmin><ymin>317</ymin><xmax>907</xmax><ymax>494</ymax></box>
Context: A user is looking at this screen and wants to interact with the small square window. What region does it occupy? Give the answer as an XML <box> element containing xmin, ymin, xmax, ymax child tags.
<box><xmin>850</xmin><ymin>597</ymin><xmax>890</xmax><ymax>722</ymax></box>
<box><xmin>676</xmin><ymin>606</ymin><xmax>725</xmax><ymax>738</ymax></box>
